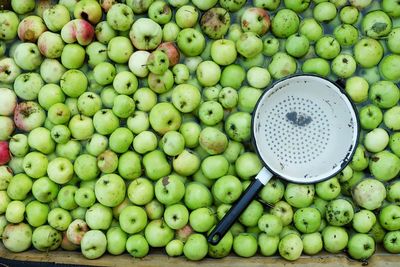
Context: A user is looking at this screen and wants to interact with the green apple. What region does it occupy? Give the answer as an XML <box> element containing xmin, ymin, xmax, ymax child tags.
<box><xmin>74</xmin><ymin>187</ymin><xmax>96</xmax><ymax>208</ymax></box>
<box><xmin>81</xmin><ymin>230</ymin><xmax>107</xmax><ymax>259</ymax></box>
<box><xmin>271</xmin><ymin>201</ymin><xmax>294</xmax><ymax>226</ymax></box>
<box><xmin>95</xmin><ymin>174</ymin><xmax>126</xmax><ymax>207</ymax></box>
<box><xmin>278</xmin><ymin>233</ymin><xmax>303</xmax><ymax>261</ymax></box>
<box><xmin>57</xmin><ymin>185</ymin><xmax>78</xmax><ymax>210</ymax></box>
<box><xmin>160</xmin><ymin>131</ymin><xmax>185</xmax><ymax>156</ymax></box>
<box><xmin>164</xmin><ymin>203</ymin><xmax>189</xmax><ymax>230</ymax></box>
<box><xmin>155</xmin><ymin>175</ymin><xmax>185</xmax><ymax>205</ymax></box>
<box><xmin>258</xmin><ymin>213</ymin><xmax>283</xmax><ymax>236</ymax></box>
<box><xmin>189</xmin><ymin>207</ymin><xmax>216</xmax><ymax>232</ymax></box>
<box><xmin>47</xmin><ymin>208</ymin><xmax>72</xmax><ymax>231</ymax></box>
<box><xmin>353</xmin><ymin>210</ymin><xmax>377</xmax><ymax>233</ymax></box>
<box><xmin>93</xmin><ymin>109</ymin><xmax>120</xmax><ymax>135</ymax></box>
<box><xmin>347</xmin><ymin>233</ymin><xmax>375</xmax><ymax>260</ymax></box>
<box><xmin>127</xmin><ymin>178</ymin><xmax>154</xmax><ymax>206</ymax></box>
<box><xmin>32</xmin><ymin>177</ymin><xmax>59</xmax><ymax>203</ymax></box>
<box><xmin>259</xmin><ymin>179</ymin><xmax>285</xmax><ymax>205</ymax></box>
<box><xmin>144</xmin><ymin>219</ymin><xmax>174</xmax><ymax>247</ymax></box>
<box><xmin>383</xmin><ymin>231</ymin><xmax>400</xmax><ymax>253</ymax></box>
<box><xmin>129</xmin><ymin>18</ymin><xmax>163</xmax><ymax>50</ymax></box>
<box><xmin>322</xmin><ymin>226</ymin><xmax>348</xmax><ymax>253</ymax></box>
<box><xmin>119</xmin><ymin>205</ymin><xmax>148</xmax><ymax>234</ymax></box>
<box><xmin>302</xmin><ymin>232</ymin><xmax>323</xmax><ymax>255</ymax></box>
<box><xmin>150</xmin><ymin>103</ymin><xmax>182</xmax><ymax>135</ymax></box>
<box><xmin>23</xmin><ymin>152</ymin><xmax>48</xmax><ymax>178</ymax></box>
<box><xmin>315</xmin><ymin>177</ymin><xmax>341</xmax><ymax>201</ymax></box>
<box><xmin>379</xmin><ymin>205</ymin><xmax>400</xmax><ymax>231</ymax></box>
<box><xmin>184</xmin><ymin>182</ymin><xmax>213</xmax><ymax>210</ymax></box>
<box><xmin>369</xmin><ymin>151</ymin><xmax>400</xmax><ymax>182</ymax></box>
<box><xmin>239</xmin><ymin>200</ymin><xmax>263</xmax><ymax>227</ymax></box>
<box><xmin>143</xmin><ymin>150</ymin><xmax>171</xmax><ymax>180</ymax></box>
<box><xmin>47</xmin><ymin>157</ymin><xmax>74</xmax><ymax>185</ymax></box>
<box><xmin>2</xmin><ymin>223</ymin><xmax>32</xmax><ymax>252</ymax></box>
<box><xmin>85</xmin><ymin>203</ymin><xmax>113</xmax><ymax>230</ymax></box>
<box><xmin>233</xmin><ymin>233</ymin><xmax>258</xmax><ymax>258</ymax></box>
<box><xmin>106</xmin><ymin>226</ymin><xmax>127</xmax><ymax>255</ymax></box>
<box><xmin>5</xmin><ymin>200</ymin><xmax>25</xmax><ymax>223</ymax></box>
<box><xmin>359</xmin><ymin>104</ymin><xmax>383</xmax><ymax>130</ymax></box>
<box><xmin>284</xmin><ymin>183</ymin><xmax>315</xmax><ymax>208</ymax></box>
<box><xmin>183</xmin><ymin>233</ymin><xmax>208</xmax><ymax>260</ymax></box>
<box><xmin>25</xmin><ymin>201</ymin><xmax>49</xmax><ymax>227</ymax></box>
<box><xmin>212</xmin><ymin>175</ymin><xmax>242</xmax><ymax>204</ymax></box>
<box><xmin>126</xmin><ymin>234</ymin><xmax>149</xmax><ymax>258</ymax></box>
<box><xmin>7</xmin><ymin>173</ymin><xmax>32</xmax><ymax>200</ymax></box>
<box><xmin>258</xmin><ymin>233</ymin><xmax>279</xmax><ymax>256</ymax></box>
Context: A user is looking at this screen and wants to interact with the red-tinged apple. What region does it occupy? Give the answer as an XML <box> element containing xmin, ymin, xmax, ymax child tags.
<box><xmin>157</xmin><ymin>42</ymin><xmax>180</xmax><ymax>66</ymax></box>
<box><xmin>14</xmin><ymin>101</ymin><xmax>46</xmax><ymax>132</ymax></box>
<box><xmin>67</xmin><ymin>219</ymin><xmax>89</xmax><ymax>245</ymax></box>
<box><xmin>0</xmin><ymin>58</ymin><xmax>21</xmax><ymax>84</ymax></box>
<box><xmin>17</xmin><ymin>16</ymin><xmax>47</xmax><ymax>43</ymax></box>
<box><xmin>0</xmin><ymin>141</ymin><xmax>10</xmax><ymax>165</ymax></box>
<box><xmin>61</xmin><ymin>231</ymin><xmax>79</xmax><ymax>251</ymax></box>
<box><xmin>61</xmin><ymin>19</ymin><xmax>95</xmax><ymax>46</ymax></box>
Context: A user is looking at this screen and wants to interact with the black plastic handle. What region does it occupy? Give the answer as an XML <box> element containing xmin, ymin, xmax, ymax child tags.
<box><xmin>208</xmin><ymin>179</ymin><xmax>264</xmax><ymax>245</ymax></box>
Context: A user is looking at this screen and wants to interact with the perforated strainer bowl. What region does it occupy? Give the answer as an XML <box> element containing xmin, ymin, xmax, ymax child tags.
<box><xmin>208</xmin><ymin>74</ymin><xmax>359</xmax><ymax>245</ymax></box>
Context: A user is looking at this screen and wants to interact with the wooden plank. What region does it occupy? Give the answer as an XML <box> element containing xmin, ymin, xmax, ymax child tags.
<box><xmin>0</xmin><ymin>243</ymin><xmax>399</xmax><ymax>267</ymax></box>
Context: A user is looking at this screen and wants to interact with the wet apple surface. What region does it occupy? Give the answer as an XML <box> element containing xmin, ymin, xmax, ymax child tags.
<box><xmin>0</xmin><ymin>0</ymin><xmax>399</xmax><ymax>263</ymax></box>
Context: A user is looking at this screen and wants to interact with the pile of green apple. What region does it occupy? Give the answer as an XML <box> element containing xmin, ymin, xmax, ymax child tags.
<box><xmin>0</xmin><ymin>0</ymin><xmax>400</xmax><ymax>262</ymax></box>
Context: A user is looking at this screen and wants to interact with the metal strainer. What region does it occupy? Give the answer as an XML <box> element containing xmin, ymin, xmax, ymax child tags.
<box><xmin>208</xmin><ymin>75</ymin><xmax>359</xmax><ymax>245</ymax></box>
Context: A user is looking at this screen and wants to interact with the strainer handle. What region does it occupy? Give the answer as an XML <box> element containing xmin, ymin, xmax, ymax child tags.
<box><xmin>207</xmin><ymin>168</ymin><xmax>273</xmax><ymax>245</ymax></box>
